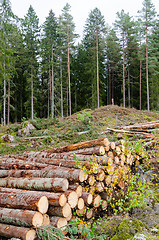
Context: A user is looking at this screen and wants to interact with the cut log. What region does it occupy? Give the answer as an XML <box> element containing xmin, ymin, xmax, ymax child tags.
<box><xmin>42</xmin><ymin>214</ymin><xmax>50</xmax><ymax>226</ymax></box>
<box><xmin>0</xmin><ymin>224</ymin><xmax>36</xmax><ymax>240</ymax></box>
<box><xmin>95</xmin><ymin>182</ymin><xmax>104</xmax><ymax>192</ymax></box>
<box><xmin>0</xmin><ymin>159</ymin><xmax>48</xmax><ymax>170</ymax></box>
<box><xmin>0</xmin><ymin>167</ymin><xmax>88</xmax><ymax>182</ymax></box>
<box><xmin>66</xmin><ymin>212</ymin><xmax>72</xmax><ymax>221</ymax></box>
<box><xmin>77</xmin><ymin>198</ymin><xmax>85</xmax><ymax>210</ymax></box>
<box><xmin>86</xmin><ymin>208</ymin><xmax>93</xmax><ymax>219</ymax></box>
<box><xmin>72</xmin><ymin>146</ymin><xmax>105</xmax><ymax>156</ymax></box>
<box><xmin>0</xmin><ymin>191</ymin><xmax>48</xmax><ymax>214</ymax></box>
<box><xmin>27</xmin><ymin>157</ymin><xmax>91</xmax><ymax>169</ymax></box>
<box><xmin>88</xmin><ymin>175</ymin><xmax>96</xmax><ymax>186</ymax></box>
<box><xmin>47</xmin><ymin>138</ymin><xmax>110</xmax><ymax>153</ymax></box>
<box><xmin>48</xmin><ymin>203</ymin><xmax>71</xmax><ymax>218</ymax></box>
<box><xmin>97</xmin><ymin>169</ymin><xmax>105</xmax><ymax>181</ymax></box>
<box><xmin>0</xmin><ymin>177</ymin><xmax>69</xmax><ymax>192</ymax></box>
<box><xmin>76</xmin><ymin>208</ymin><xmax>85</xmax><ymax>217</ymax></box>
<box><xmin>65</xmin><ymin>191</ymin><xmax>78</xmax><ymax>208</ymax></box>
<box><xmin>115</xmin><ymin>146</ymin><xmax>121</xmax><ymax>156</ymax></box>
<box><xmin>0</xmin><ymin>187</ymin><xmax>66</xmax><ymax>207</ymax></box>
<box><xmin>101</xmin><ymin>200</ymin><xmax>108</xmax><ymax>210</ymax></box>
<box><xmin>93</xmin><ymin>195</ymin><xmax>101</xmax><ymax>208</ymax></box>
<box><xmin>81</xmin><ymin>192</ymin><xmax>93</xmax><ymax>205</ymax></box>
<box><xmin>110</xmin><ymin>142</ymin><xmax>116</xmax><ymax>150</ymax></box>
<box><xmin>105</xmin><ymin>175</ymin><xmax>112</xmax><ymax>186</ymax></box>
<box><xmin>50</xmin><ymin>216</ymin><xmax>67</xmax><ymax>229</ymax></box>
<box><xmin>69</xmin><ymin>185</ymin><xmax>83</xmax><ymax>197</ymax></box>
<box><xmin>0</xmin><ymin>207</ymin><xmax>43</xmax><ymax>227</ymax></box>
<box><xmin>123</xmin><ymin>120</ymin><xmax>159</xmax><ymax>130</ymax></box>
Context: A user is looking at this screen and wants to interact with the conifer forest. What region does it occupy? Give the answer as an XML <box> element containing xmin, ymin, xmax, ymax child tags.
<box><xmin>0</xmin><ymin>0</ymin><xmax>159</xmax><ymax>124</ymax></box>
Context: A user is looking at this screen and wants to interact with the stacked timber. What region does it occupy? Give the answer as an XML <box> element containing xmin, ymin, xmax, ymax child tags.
<box><xmin>0</xmin><ymin>137</ymin><xmax>140</xmax><ymax>239</ymax></box>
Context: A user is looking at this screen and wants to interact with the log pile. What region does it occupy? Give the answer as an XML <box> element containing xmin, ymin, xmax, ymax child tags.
<box><xmin>0</xmin><ymin>136</ymin><xmax>146</xmax><ymax>239</ymax></box>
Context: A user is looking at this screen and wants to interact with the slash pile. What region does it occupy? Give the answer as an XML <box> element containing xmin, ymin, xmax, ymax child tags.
<box><xmin>0</xmin><ymin>137</ymin><xmax>141</xmax><ymax>239</ymax></box>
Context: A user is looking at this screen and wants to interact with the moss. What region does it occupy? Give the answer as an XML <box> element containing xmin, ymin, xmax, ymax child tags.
<box><xmin>110</xmin><ymin>218</ymin><xmax>143</xmax><ymax>240</ymax></box>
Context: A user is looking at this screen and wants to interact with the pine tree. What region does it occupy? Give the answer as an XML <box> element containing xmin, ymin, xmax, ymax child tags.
<box><xmin>22</xmin><ymin>5</ymin><xmax>40</xmax><ymax>119</ymax></box>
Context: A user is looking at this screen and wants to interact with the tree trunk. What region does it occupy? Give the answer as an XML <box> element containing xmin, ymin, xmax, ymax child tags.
<box><xmin>48</xmin><ymin>203</ymin><xmax>71</xmax><ymax>218</ymax></box>
<box><xmin>0</xmin><ymin>177</ymin><xmax>69</xmax><ymax>192</ymax></box>
<box><xmin>72</xmin><ymin>146</ymin><xmax>105</xmax><ymax>155</ymax></box>
<box><xmin>0</xmin><ymin>190</ymin><xmax>48</xmax><ymax>214</ymax></box>
<box><xmin>0</xmin><ymin>159</ymin><xmax>48</xmax><ymax>170</ymax></box>
<box><xmin>31</xmin><ymin>67</ymin><xmax>34</xmax><ymax>120</ymax></box>
<box><xmin>96</xmin><ymin>29</ymin><xmax>99</xmax><ymax>108</ymax></box>
<box><xmin>50</xmin><ymin>216</ymin><xmax>67</xmax><ymax>229</ymax></box>
<box><xmin>64</xmin><ymin>191</ymin><xmax>78</xmax><ymax>208</ymax></box>
<box><xmin>0</xmin><ymin>224</ymin><xmax>36</xmax><ymax>240</ymax></box>
<box><xmin>3</xmin><ymin>77</ymin><xmax>6</xmax><ymax>126</ymax></box>
<box><xmin>81</xmin><ymin>192</ymin><xmax>93</xmax><ymax>205</ymax></box>
<box><xmin>122</xmin><ymin>31</ymin><xmax>125</xmax><ymax>107</ymax></box>
<box><xmin>0</xmin><ymin>187</ymin><xmax>66</xmax><ymax>207</ymax></box>
<box><xmin>49</xmin><ymin>137</ymin><xmax>109</xmax><ymax>152</ymax></box>
<box><xmin>49</xmin><ymin>54</ymin><xmax>52</xmax><ymax>117</ymax></box>
<box><xmin>0</xmin><ymin>167</ymin><xmax>87</xmax><ymax>182</ymax></box>
<box><xmin>0</xmin><ymin>207</ymin><xmax>43</xmax><ymax>227</ymax></box>
<box><xmin>69</xmin><ymin>185</ymin><xmax>83</xmax><ymax>197</ymax></box>
<box><xmin>146</xmin><ymin>24</ymin><xmax>149</xmax><ymax>111</ymax></box>
<box><xmin>60</xmin><ymin>57</ymin><xmax>63</xmax><ymax>118</ymax></box>
<box><xmin>67</xmin><ymin>24</ymin><xmax>71</xmax><ymax>116</ymax></box>
<box><xmin>51</xmin><ymin>45</ymin><xmax>54</xmax><ymax>118</ymax></box>
<box><xmin>7</xmin><ymin>76</ymin><xmax>10</xmax><ymax>125</ymax></box>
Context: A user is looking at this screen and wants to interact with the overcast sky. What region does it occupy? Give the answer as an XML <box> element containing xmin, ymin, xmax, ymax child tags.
<box><xmin>10</xmin><ymin>0</ymin><xmax>159</xmax><ymax>39</ymax></box>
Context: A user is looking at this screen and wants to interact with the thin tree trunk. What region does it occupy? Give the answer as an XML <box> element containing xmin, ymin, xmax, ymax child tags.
<box><xmin>67</xmin><ymin>24</ymin><xmax>71</xmax><ymax>116</ymax></box>
<box><xmin>3</xmin><ymin>62</ymin><xmax>6</xmax><ymax>126</ymax></box>
<box><xmin>49</xmin><ymin>55</ymin><xmax>51</xmax><ymax>117</ymax></box>
<box><xmin>31</xmin><ymin>67</ymin><xmax>34</xmax><ymax>120</ymax></box>
<box><xmin>122</xmin><ymin>31</ymin><xmax>125</xmax><ymax>108</ymax></box>
<box><xmin>140</xmin><ymin>59</ymin><xmax>142</xmax><ymax>110</ymax></box>
<box><xmin>51</xmin><ymin>45</ymin><xmax>54</xmax><ymax>118</ymax></box>
<box><xmin>7</xmin><ymin>77</ymin><xmax>10</xmax><ymax>125</ymax></box>
<box><xmin>108</xmin><ymin>64</ymin><xmax>111</xmax><ymax>105</ymax></box>
<box><xmin>60</xmin><ymin>58</ymin><xmax>63</xmax><ymax>118</ymax></box>
<box><xmin>128</xmin><ymin>68</ymin><xmax>130</xmax><ymax>108</ymax></box>
<box><xmin>107</xmin><ymin>62</ymin><xmax>109</xmax><ymax>105</ymax></box>
<box><xmin>146</xmin><ymin>24</ymin><xmax>149</xmax><ymax>111</ymax></box>
<box><xmin>96</xmin><ymin>29</ymin><xmax>99</xmax><ymax>108</ymax></box>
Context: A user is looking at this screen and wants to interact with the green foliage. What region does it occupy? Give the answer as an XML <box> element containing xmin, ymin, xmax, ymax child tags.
<box><xmin>76</xmin><ymin>111</ymin><xmax>93</xmax><ymax>130</ymax></box>
<box><xmin>37</xmin><ymin>219</ymin><xmax>107</xmax><ymax>240</ymax></box>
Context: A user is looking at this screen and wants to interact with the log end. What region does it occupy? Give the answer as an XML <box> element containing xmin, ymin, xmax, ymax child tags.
<box><xmin>68</xmin><ymin>191</ymin><xmax>78</xmax><ymax>208</ymax></box>
<box><xmin>63</xmin><ymin>203</ymin><xmax>72</xmax><ymax>218</ymax></box>
<box><xmin>32</xmin><ymin>212</ymin><xmax>43</xmax><ymax>227</ymax></box>
<box><xmin>59</xmin><ymin>194</ymin><xmax>67</xmax><ymax>207</ymax></box>
<box><xmin>42</xmin><ymin>214</ymin><xmax>50</xmax><ymax>226</ymax></box>
<box><xmin>37</xmin><ymin>196</ymin><xmax>49</xmax><ymax>214</ymax></box>
<box><xmin>77</xmin><ymin>198</ymin><xmax>85</xmax><ymax>210</ymax></box>
<box><xmin>79</xmin><ymin>170</ymin><xmax>88</xmax><ymax>182</ymax></box>
<box><xmin>26</xmin><ymin>229</ymin><xmax>36</xmax><ymax>240</ymax></box>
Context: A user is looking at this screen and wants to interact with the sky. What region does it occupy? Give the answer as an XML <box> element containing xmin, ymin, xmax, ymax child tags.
<box><xmin>10</xmin><ymin>0</ymin><xmax>159</xmax><ymax>39</ymax></box>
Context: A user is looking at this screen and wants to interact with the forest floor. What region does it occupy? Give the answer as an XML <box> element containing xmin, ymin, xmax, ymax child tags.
<box><xmin>0</xmin><ymin>105</ymin><xmax>159</xmax><ymax>239</ymax></box>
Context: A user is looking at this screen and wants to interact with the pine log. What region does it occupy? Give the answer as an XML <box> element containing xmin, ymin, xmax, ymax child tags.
<box><xmin>105</xmin><ymin>145</ymin><xmax>110</xmax><ymax>152</ymax></box>
<box><xmin>110</xmin><ymin>142</ymin><xmax>116</xmax><ymax>150</ymax></box>
<box><xmin>101</xmin><ymin>200</ymin><xmax>108</xmax><ymax>210</ymax></box>
<box><xmin>69</xmin><ymin>185</ymin><xmax>83</xmax><ymax>197</ymax></box>
<box><xmin>123</xmin><ymin>120</ymin><xmax>159</xmax><ymax>130</ymax></box>
<box><xmin>48</xmin><ymin>203</ymin><xmax>72</xmax><ymax>218</ymax></box>
<box><xmin>77</xmin><ymin>198</ymin><xmax>85</xmax><ymax>210</ymax></box>
<box><xmin>97</xmin><ymin>169</ymin><xmax>105</xmax><ymax>181</ymax></box>
<box><xmin>95</xmin><ymin>182</ymin><xmax>104</xmax><ymax>192</ymax></box>
<box><xmin>114</xmin><ymin>156</ymin><xmax>120</xmax><ymax>165</ymax></box>
<box><xmin>0</xmin><ymin>159</ymin><xmax>48</xmax><ymax>170</ymax></box>
<box><xmin>0</xmin><ymin>187</ymin><xmax>66</xmax><ymax>207</ymax></box>
<box><xmin>105</xmin><ymin>175</ymin><xmax>112</xmax><ymax>186</ymax></box>
<box><xmin>50</xmin><ymin>216</ymin><xmax>67</xmax><ymax>229</ymax></box>
<box><xmin>0</xmin><ymin>167</ymin><xmax>88</xmax><ymax>182</ymax></box>
<box><xmin>0</xmin><ymin>191</ymin><xmax>48</xmax><ymax>214</ymax></box>
<box><xmin>0</xmin><ymin>224</ymin><xmax>36</xmax><ymax>240</ymax></box>
<box><xmin>72</xmin><ymin>146</ymin><xmax>105</xmax><ymax>156</ymax></box>
<box><xmin>0</xmin><ymin>177</ymin><xmax>69</xmax><ymax>192</ymax></box>
<box><xmin>81</xmin><ymin>192</ymin><xmax>93</xmax><ymax>205</ymax></box>
<box><xmin>105</xmin><ymin>164</ymin><xmax>115</xmax><ymax>175</ymax></box>
<box><xmin>0</xmin><ymin>207</ymin><xmax>43</xmax><ymax>227</ymax></box>
<box><xmin>66</xmin><ymin>212</ymin><xmax>72</xmax><ymax>221</ymax></box>
<box><xmin>76</xmin><ymin>208</ymin><xmax>85</xmax><ymax>217</ymax></box>
<box><xmin>42</xmin><ymin>214</ymin><xmax>50</xmax><ymax>226</ymax></box>
<box><xmin>93</xmin><ymin>195</ymin><xmax>101</xmax><ymax>208</ymax></box>
<box><xmin>64</xmin><ymin>191</ymin><xmax>78</xmax><ymax>208</ymax></box>
<box><xmin>27</xmin><ymin>157</ymin><xmax>91</xmax><ymax>169</ymax></box>
<box><xmin>47</xmin><ymin>138</ymin><xmax>110</xmax><ymax>153</ymax></box>
<box><xmin>88</xmin><ymin>175</ymin><xmax>96</xmax><ymax>186</ymax></box>
<box><xmin>108</xmin><ymin>151</ymin><xmax>114</xmax><ymax>158</ymax></box>
<box><xmin>115</xmin><ymin>146</ymin><xmax>121</xmax><ymax>156</ymax></box>
<box><xmin>86</xmin><ymin>208</ymin><xmax>93</xmax><ymax>219</ymax></box>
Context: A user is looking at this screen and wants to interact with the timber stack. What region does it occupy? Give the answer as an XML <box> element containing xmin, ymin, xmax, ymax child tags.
<box><xmin>0</xmin><ymin>136</ymin><xmax>145</xmax><ymax>239</ymax></box>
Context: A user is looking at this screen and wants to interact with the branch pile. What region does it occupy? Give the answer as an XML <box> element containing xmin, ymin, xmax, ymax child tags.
<box><xmin>0</xmin><ymin>133</ymin><xmax>152</xmax><ymax>239</ymax></box>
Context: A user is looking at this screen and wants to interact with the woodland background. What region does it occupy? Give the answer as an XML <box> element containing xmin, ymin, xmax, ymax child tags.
<box><xmin>0</xmin><ymin>0</ymin><xmax>159</xmax><ymax>124</ymax></box>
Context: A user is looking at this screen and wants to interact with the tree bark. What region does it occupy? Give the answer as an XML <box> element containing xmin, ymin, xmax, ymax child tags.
<box><xmin>122</xmin><ymin>30</ymin><xmax>125</xmax><ymax>108</ymax></box>
<box><xmin>81</xmin><ymin>192</ymin><xmax>93</xmax><ymax>205</ymax></box>
<box><xmin>48</xmin><ymin>137</ymin><xmax>109</xmax><ymax>153</ymax></box>
<box><xmin>96</xmin><ymin>28</ymin><xmax>99</xmax><ymax>108</ymax></box>
<box><xmin>0</xmin><ymin>224</ymin><xmax>36</xmax><ymax>240</ymax></box>
<box><xmin>0</xmin><ymin>159</ymin><xmax>48</xmax><ymax>170</ymax></box>
<box><xmin>0</xmin><ymin>167</ymin><xmax>87</xmax><ymax>182</ymax></box>
<box><xmin>0</xmin><ymin>177</ymin><xmax>69</xmax><ymax>192</ymax></box>
<box><xmin>67</xmin><ymin>24</ymin><xmax>71</xmax><ymax>116</ymax></box>
<box><xmin>0</xmin><ymin>207</ymin><xmax>43</xmax><ymax>227</ymax></box>
<box><xmin>50</xmin><ymin>216</ymin><xmax>67</xmax><ymax>229</ymax></box>
<box><xmin>7</xmin><ymin>76</ymin><xmax>10</xmax><ymax>125</ymax></box>
<box><xmin>146</xmin><ymin>24</ymin><xmax>149</xmax><ymax>111</ymax></box>
<box><xmin>0</xmin><ymin>187</ymin><xmax>66</xmax><ymax>207</ymax></box>
<box><xmin>0</xmin><ymin>190</ymin><xmax>48</xmax><ymax>214</ymax></box>
<box><xmin>48</xmin><ymin>203</ymin><xmax>71</xmax><ymax>218</ymax></box>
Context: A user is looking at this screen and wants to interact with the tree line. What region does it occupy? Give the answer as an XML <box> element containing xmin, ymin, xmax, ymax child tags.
<box><xmin>0</xmin><ymin>0</ymin><xmax>159</xmax><ymax>124</ymax></box>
